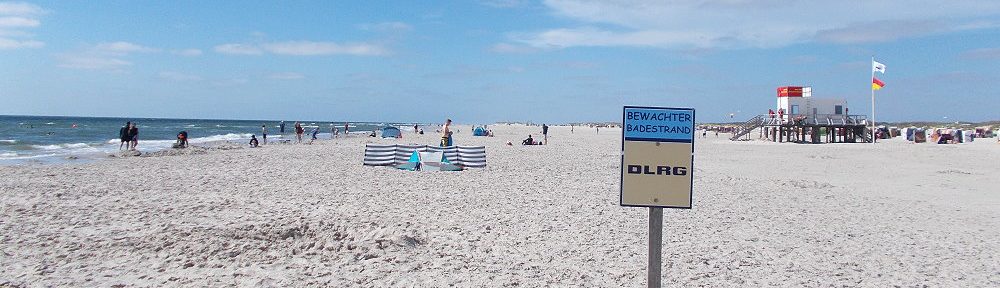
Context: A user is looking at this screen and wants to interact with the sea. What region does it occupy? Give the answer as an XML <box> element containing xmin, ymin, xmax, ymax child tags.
<box><xmin>0</xmin><ymin>115</ymin><xmax>412</xmax><ymax>164</ymax></box>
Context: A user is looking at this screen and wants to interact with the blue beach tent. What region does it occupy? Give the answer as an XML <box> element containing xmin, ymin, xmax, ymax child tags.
<box><xmin>472</xmin><ymin>126</ymin><xmax>488</xmax><ymax>136</ymax></box>
<box><xmin>381</xmin><ymin>126</ymin><xmax>401</xmax><ymax>138</ymax></box>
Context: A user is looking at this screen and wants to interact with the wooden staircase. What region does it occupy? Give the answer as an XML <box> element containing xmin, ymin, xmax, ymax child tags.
<box><xmin>729</xmin><ymin>115</ymin><xmax>765</xmax><ymax>141</ymax></box>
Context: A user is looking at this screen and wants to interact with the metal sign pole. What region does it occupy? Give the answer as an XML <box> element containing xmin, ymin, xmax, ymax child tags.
<box><xmin>648</xmin><ymin>207</ymin><xmax>663</xmax><ymax>288</ymax></box>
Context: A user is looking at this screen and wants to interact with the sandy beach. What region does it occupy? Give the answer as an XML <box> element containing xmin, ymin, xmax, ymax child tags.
<box><xmin>1</xmin><ymin>124</ymin><xmax>998</xmax><ymax>287</ymax></box>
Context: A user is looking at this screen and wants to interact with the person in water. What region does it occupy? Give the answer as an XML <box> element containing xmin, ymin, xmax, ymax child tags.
<box><xmin>279</xmin><ymin>121</ymin><xmax>285</xmax><ymax>133</ymax></box>
<box><xmin>119</xmin><ymin>121</ymin><xmax>131</xmax><ymax>151</ymax></box>
<box><xmin>249</xmin><ymin>135</ymin><xmax>259</xmax><ymax>147</ymax></box>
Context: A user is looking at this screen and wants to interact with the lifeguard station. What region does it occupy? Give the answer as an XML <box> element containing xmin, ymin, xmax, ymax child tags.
<box><xmin>730</xmin><ymin>86</ymin><xmax>872</xmax><ymax>143</ymax></box>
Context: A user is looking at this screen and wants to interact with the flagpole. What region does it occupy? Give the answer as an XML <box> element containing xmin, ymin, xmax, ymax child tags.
<box><xmin>871</xmin><ymin>56</ymin><xmax>876</xmax><ymax>144</ymax></box>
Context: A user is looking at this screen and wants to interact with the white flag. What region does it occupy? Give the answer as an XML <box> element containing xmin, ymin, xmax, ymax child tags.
<box><xmin>873</xmin><ymin>61</ymin><xmax>886</xmax><ymax>74</ymax></box>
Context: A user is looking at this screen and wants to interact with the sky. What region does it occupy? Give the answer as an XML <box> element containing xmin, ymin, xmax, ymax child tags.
<box><xmin>1</xmin><ymin>0</ymin><xmax>999</xmax><ymax>123</ymax></box>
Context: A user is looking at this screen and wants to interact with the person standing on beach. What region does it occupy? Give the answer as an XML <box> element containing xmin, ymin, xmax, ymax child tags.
<box><xmin>310</xmin><ymin>126</ymin><xmax>319</xmax><ymax>144</ymax></box>
<box><xmin>280</xmin><ymin>121</ymin><xmax>285</xmax><ymax>133</ymax></box>
<box><xmin>294</xmin><ymin>122</ymin><xmax>304</xmax><ymax>143</ymax></box>
<box><xmin>261</xmin><ymin>124</ymin><xmax>268</xmax><ymax>145</ymax></box>
<box><xmin>542</xmin><ymin>124</ymin><xmax>549</xmax><ymax>144</ymax></box>
<box><xmin>440</xmin><ymin>118</ymin><xmax>453</xmax><ymax>146</ymax></box>
<box><xmin>414</xmin><ymin>124</ymin><xmax>419</xmax><ymax>134</ymax></box>
<box><xmin>330</xmin><ymin>123</ymin><xmax>336</xmax><ymax>139</ymax></box>
<box><xmin>344</xmin><ymin>123</ymin><xmax>350</xmax><ymax>135</ymax></box>
<box><xmin>119</xmin><ymin>121</ymin><xmax>131</xmax><ymax>150</ymax></box>
<box><xmin>128</xmin><ymin>122</ymin><xmax>139</xmax><ymax>150</ymax></box>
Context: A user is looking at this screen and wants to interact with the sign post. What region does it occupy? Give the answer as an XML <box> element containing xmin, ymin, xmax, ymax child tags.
<box><xmin>620</xmin><ymin>106</ymin><xmax>695</xmax><ymax>288</ymax></box>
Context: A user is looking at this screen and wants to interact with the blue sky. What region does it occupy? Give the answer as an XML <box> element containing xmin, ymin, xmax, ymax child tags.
<box><xmin>1</xmin><ymin>1</ymin><xmax>999</xmax><ymax>123</ymax></box>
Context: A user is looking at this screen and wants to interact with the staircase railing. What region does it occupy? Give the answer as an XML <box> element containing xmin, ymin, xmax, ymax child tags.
<box><xmin>729</xmin><ymin>115</ymin><xmax>765</xmax><ymax>141</ymax></box>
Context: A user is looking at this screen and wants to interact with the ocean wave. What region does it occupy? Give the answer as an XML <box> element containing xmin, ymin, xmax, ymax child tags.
<box><xmin>191</xmin><ymin>133</ymin><xmax>253</xmax><ymax>143</ymax></box>
<box><xmin>0</xmin><ymin>153</ymin><xmax>59</xmax><ymax>160</ymax></box>
<box><xmin>33</xmin><ymin>143</ymin><xmax>92</xmax><ymax>150</ymax></box>
<box><xmin>0</xmin><ymin>140</ymin><xmax>16</xmax><ymax>144</ymax></box>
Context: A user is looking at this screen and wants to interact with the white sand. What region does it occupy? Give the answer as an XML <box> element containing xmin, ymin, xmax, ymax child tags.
<box><xmin>1</xmin><ymin>125</ymin><xmax>998</xmax><ymax>287</ymax></box>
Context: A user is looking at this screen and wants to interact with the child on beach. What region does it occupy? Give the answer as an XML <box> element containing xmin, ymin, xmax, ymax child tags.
<box><xmin>294</xmin><ymin>122</ymin><xmax>304</xmax><ymax>143</ymax></box>
<box><xmin>309</xmin><ymin>127</ymin><xmax>319</xmax><ymax>144</ymax></box>
<box><xmin>249</xmin><ymin>135</ymin><xmax>259</xmax><ymax>147</ymax></box>
<box><xmin>261</xmin><ymin>125</ymin><xmax>268</xmax><ymax>145</ymax></box>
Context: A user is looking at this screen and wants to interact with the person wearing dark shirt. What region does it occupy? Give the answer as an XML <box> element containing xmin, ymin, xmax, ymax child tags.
<box><xmin>279</xmin><ymin>121</ymin><xmax>285</xmax><ymax>133</ymax></box>
<box><xmin>128</xmin><ymin>123</ymin><xmax>139</xmax><ymax>150</ymax></box>
<box><xmin>119</xmin><ymin>121</ymin><xmax>131</xmax><ymax>151</ymax></box>
<box><xmin>175</xmin><ymin>131</ymin><xmax>189</xmax><ymax>148</ymax></box>
<box><xmin>522</xmin><ymin>135</ymin><xmax>534</xmax><ymax>145</ymax></box>
<box><xmin>542</xmin><ymin>124</ymin><xmax>549</xmax><ymax>144</ymax></box>
<box><xmin>249</xmin><ymin>135</ymin><xmax>259</xmax><ymax>147</ymax></box>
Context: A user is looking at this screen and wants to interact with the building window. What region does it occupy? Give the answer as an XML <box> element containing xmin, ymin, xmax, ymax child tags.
<box><xmin>835</xmin><ymin>105</ymin><xmax>843</xmax><ymax>115</ymax></box>
<box><xmin>790</xmin><ymin>105</ymin><xmax>799</xmax><ymax>115</ymax></box>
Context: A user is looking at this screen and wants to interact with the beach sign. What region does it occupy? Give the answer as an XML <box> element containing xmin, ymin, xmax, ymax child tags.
<box><xmin>620</xmin><ymin>106</ymin><xmax>695</xmax><ymax>209</ymax></box>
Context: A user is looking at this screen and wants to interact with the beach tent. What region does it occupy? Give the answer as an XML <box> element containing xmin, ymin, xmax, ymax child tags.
<box><xmin>472</xmin><ymin>126</ymin><xmax>488</xmax><ymax>136</ymax></box>
<box><xmin>396</xmin><ymin>150</ymin><xmax>462</xmax><ymax>171</ymax></box>
<box><xmin>381</xmin><ymin>126</ymin><xmax>401</xmax><ymax>138</ymax></box>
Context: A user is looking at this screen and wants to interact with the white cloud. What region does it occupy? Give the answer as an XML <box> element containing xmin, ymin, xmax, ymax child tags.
<box><xmin>214</xmin><ymin>43</ymin><xmax>263</xmax><ymax>55</ymax></box>
<box><xmin>94</xmin><ymin>41</ymin><xmax>159</xmax><ymax>54</ymax></box>
<box><xmin>268</xmin><ymin>72</ymin><xmax>305</xmax><ymax>80</ymax></box>
<box><xmin>0</xmin><ymin>16</ymin><xmax>37</xmax><ymax>27</ymax></box>
<box><xmin>0</xmin><ymin>37</ymin><xmax>40</xmax><ymax>48</ymax></box>
<box><xmin>263</xmin><ymin>41</ymin><xmax>387</xmax><ymax>56</ymax></box>
<box><xmin>216</xmin><ymin>41</ymin><xmax>388</xmax><ymax>56</ymax></box>
<box><xmin>57</xmin><ymin>55</ymin><xmax>131</xmax><ymax>70</ymax></box>
<box><xmin>358</xmin><ymin>21</ymin><xmax>412</xmax><ymax>32</ymax></box>
<box><xmin>961</xmin><ymin>48</ymin><xmax>1000</xmax><ymax>60</ymax></box>
<box><xmin>490</xmin><ymin>43</ymin><xmax>540</xmax><ymax>54</ymax></box>
<box><xmin>0</xmin><ymin>2</ymin><xmax>44</xmax><ymax>15</ymax></box>
<box><xmin>173</xmin><ymin>48</ymin><xmax>202</xmax><ymax>56</ymax></box>
<box><xmin>481</xmin><ymin>0</ymin><xmax>530</xmax><ymax>8</ymax></box>
<box><xmin>511</xmin><ymin>0</ymin><xmax>1000</xmax><ymax>49</ymax></box>
<box><xmin>56</xmin><ymin>41</ymin><xmax>162</xmax><ymax>70</ymax></box>
<box><xmin>159</xmin><ymin>71</ymin><xmax>202</xmax><ymax>81</ymax></box>
<box><xmin>0</xmin><ymin>2</ymin><xmax>44</xmax><ymax>49</ymax></box>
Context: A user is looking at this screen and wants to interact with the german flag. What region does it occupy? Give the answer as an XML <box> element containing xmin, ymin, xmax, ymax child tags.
<box><xmin>872</xmin><ymin>77</ymin><xmax>885</xmax><ymax>90</ymax></box>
